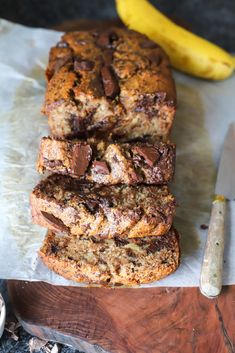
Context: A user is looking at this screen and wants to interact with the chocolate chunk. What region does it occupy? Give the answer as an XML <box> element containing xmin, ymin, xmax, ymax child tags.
<box><xmin>51</xmin><ymin>244</ymin><xmax>59</xmax><ymax>254</ymax></box>
<box><xmin>132</xmin><ymin>146</ymin><xmax>160</xmax><ymax>167</ymax></box>
<box><xmin>125</xmin><ymin>248</ymin><xmax>137</xmax><ymax>258</ymax></box>
<box><xmin>89</xmin><ymin>76</ymin><xmax>104</xmax><ymax>98</ymax></box>
<box><xmin>70</xmin><ymin>114</ymin><xmax>85</xmax><ymax>133</ymax></box>
<box><xmin>84</xmin><ymin>199</ymin><xmax>99</xmax><ymax>213</ymax></box>
<box><xmin>101</xmin><ymin>66</ymin><xmax>120</xmax><ymax>99</ymax></box>
<box><xmin>130</xmin><ymin>171</ymin><xmax>140</xmax><ymax>183</ymax></box>
<box><xmin>140</xmin><ymin>39</ymin><xmax>158</xmax><ymax>49</ymax></box>
<box><xmin>41</xmin><ymin>211</ymin><xmax>68</xmax><ymax>232</ymax></box>
<box><xmin>71</xmin><ymin>144</ymin><xmax>92</xmax><ymax>176</ymax></box>
<box><xmin>92</xmin><ymin>161</ymin><xmax>110</xmax><ymax>175</ymax></box>
<box><xmin>96</xmin><ymin>30</ymin><xmax>118</xmax><ymax>48</ymax></box>
<box><xmin>103</xmin><ymin>49</ymin><xmax>114</xmax><ymax>66</ymax></box>
<box><xmin>135</xmin><ymin>238</ymin><xmax>146</xmax><ymax>246</ymax></box>
<box><xmin>91</xmin><ymin>236</ymin><xmax>104</xmax><ymax>244</ymax></box>
<box><xmin>114</xmin><ymin>237</ymin><xmax>129</xmax><ymax>247</ymax></box>
<box><xmin>54</xmin><ymin>55</ymin><xmax>72</xmax><ymax>73</ymax></box>
<box><xmin>148</xmin><ymin>53</ymin><xmax>162</xmax><ymax>66</ymax></box>
<box><xmin>146</xmin><ymin>242</ymin><xmax>159</xmax><ymax>255</ymax></box>
<box><xmin>73</xmin><ymin>72</ymin><xmax>82</xmax><ymax>86</ymax></box>
<box><xmin>74</xmin><ymin>58</ymin><xmax>95</xmax><ymax>71</ymax></box>
<box><xmin>68</xmin><ymin>88</ymin><xmax>75</xmax><ymax>100</ymax></box>
<box><xmin>56</xmin><ymin>41</ymin><xmax>69</xmax><ymax>48</ymax></box>
<box><xmin>134</xmin><ymin>95</ymin><xmax>157</xmax><ymax>117</ymax></box>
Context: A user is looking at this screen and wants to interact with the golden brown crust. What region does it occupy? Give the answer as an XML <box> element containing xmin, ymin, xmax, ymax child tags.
<box><xmin>43</xmin><ymin>28</ymin><xmax>176</xmax><ymax>140</ymax></box>
<box><xmin>37</xmin><ymin>136</ymin><xmax>176</xmax><ymax>185</ymax></box>
<box><xmin>39</xmin><ymin>228</ymin><xmax>180</xmax><ymax>286</ymax></box>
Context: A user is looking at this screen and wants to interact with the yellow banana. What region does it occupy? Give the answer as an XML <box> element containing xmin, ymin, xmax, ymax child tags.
<box><xmin>116</xmin><ymin>0</ymin><xmax>235</xmax><ymax>80</ymax></box>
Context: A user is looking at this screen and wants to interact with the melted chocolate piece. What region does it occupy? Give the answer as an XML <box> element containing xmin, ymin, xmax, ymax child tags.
<box><xmin>91</xmin><ymin>236</ymin><xmax>104</xmax><ymax>244</ymax></box>
<box><xmin>101</xmin><ymin>66</ymin><xmax>120</xmax><ymax>99</ymax></box>
<box><xmin>92</xmin><ymin>161</ymin><xmax>110</xmax><ymax>175</ymax></box>
<box><xmin>89</xmin><ymin>76</ymin><xmax>104</xmax><ymax>98</ymax></box>
<box><xmin>71</xmin><ymin>144</ymin><xmax>92</xmax><ymax>176</ymax></box>
<box><xmin>68</xmin><ymin>88</ymin><xmax>76</xmax><ymax>100</ymax></box>
<box><xmin>148</xmin><ymin>53</ymin><xmax>162</xmax><ymax>66</ymax></box>
<box><xmin>51</xmin><ymin>244</ymin><xmax>59</xmax><ymax>254</ymax></box>
<box><xmin>125</xmin><ymin>248</ymin><xmax>137</xmax><ymax>258</ymax></box>
<box><xmin>114</xmin><ymin>237</ymin><xmax>129</xmax><ymax>247</ymax></box>
<box><xmin>146</xmin><ymin>242</ymin><xmax>160</xmax><ymax>255</ymax></box>
<box><xmin>54</xmin><ymin>55</ymin><xmax>72</xmax><ymax>73</ymax></box>
<box><xmin>70</xmin><ymin>113</ymin><xmax>85</xmax><ymax>133</ymax></box>
<box><xmin>103</xmin><ymin>49</ymin><xmax>114</xmax><ymax>66</ymax></box>
<box><xmin>41</xmin><ymin>211</ymin><xmax>68</xmax><ymax>232</ymax></box>
<box><xmin>96</xmin><ymin>30</ymin><xmax>118</xmax><ymax>48</ymax></box>
<box><xmin>74</xmin><ymin>58</ymin><xmax>95</xmax><ymax>71</ymax></box>
<box><xmin>84</xmin><ymin>199</ymin><xmax>99</xmax><ymax>214</ymax></box>
<box><xmin>132</xmin><ymin>146</ymin><xmax>160</xmax><ymax>167</ymax></box>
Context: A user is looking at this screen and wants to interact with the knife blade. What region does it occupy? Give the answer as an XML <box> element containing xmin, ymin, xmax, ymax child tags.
<box><xmin>215</xmin><ymin>123</ymin><xmax>235</xmax><ymax>199</ymax></box>
<box><xmin>200</xmin><ymin>123</ymin><xmax>235</xmax><ymax>298</ymax></box>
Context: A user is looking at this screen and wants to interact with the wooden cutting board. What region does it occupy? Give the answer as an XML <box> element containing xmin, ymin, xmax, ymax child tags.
<box><xmin>7</xmin><ymin>281</ymin><xmax>235</xmax><ymax>353</ymax></box>
<box><xmin>7</xmin><ymin>19</ymin><xmax>235</xmax><ymax>353</ymax></box>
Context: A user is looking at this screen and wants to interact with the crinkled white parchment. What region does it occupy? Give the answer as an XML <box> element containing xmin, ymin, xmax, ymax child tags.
<box><xmin>0</xmin><ymin>19</ymin><xmax>235</xmax><ymax>287</ymax></box>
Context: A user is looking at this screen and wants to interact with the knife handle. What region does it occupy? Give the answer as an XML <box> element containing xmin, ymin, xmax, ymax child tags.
<box><xmin>200</xmin><ymin>195</ymin><xmax>226</xmax><ymax>298</ymax></box>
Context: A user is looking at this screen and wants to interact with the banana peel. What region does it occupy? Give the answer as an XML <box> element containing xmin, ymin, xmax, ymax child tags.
<box><xmin>116</xmin><ymin>0</ymin><xmax>235</xmax><ymax>80</ymax></box>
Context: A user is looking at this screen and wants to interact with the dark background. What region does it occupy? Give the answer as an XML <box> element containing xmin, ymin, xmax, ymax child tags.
<box><xmin>0</xmin><ymin>0</ymin><xmax>234</xmax><ymax>51</ymax></box>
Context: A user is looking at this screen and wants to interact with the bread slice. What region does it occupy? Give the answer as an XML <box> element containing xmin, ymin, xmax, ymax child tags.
<box><xmin>37</xmin><ymin>136</ymin><xmax>176</xmax><ymax>185</ymax></box>
<box><xmin>30</xmin><ymin>174</ymin><xmax>176</xmax><ymax>238</ymax></box>
<box><xmin>39</xmin><ymin>228</ymin><xmax>180</xmax><ymax>286</ymax></box>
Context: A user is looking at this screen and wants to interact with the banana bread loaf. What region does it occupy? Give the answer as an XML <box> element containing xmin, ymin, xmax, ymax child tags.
<box><xmin>31</xmin><ymin>174</ymin><xmax>176</xmax><ymax>238</ymax></box>
<box><xmin>39</xmin><ymin>227</ymin><xmax>180</xmax><ymax>286</ymax></box>
<box><xmin>37</xmin><ymin>136</ymin><xmax>176</xmax><ymax>185</ymax></box>
<box><xmin>43</xmin><ymin>28</ymin><xmax>176</xmax><ymax>140</ymax></box>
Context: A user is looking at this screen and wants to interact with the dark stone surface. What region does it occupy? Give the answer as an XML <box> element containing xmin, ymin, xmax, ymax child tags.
<box><xmin>0</xmin><ymin>0</ymin><xmax>234</xmax><ymax>51</ymax></box>
<box><xmin>1</xmin><ymin>327</ymin><xmax>81</xmax><ymax>353</ymax></box>
<box><xmin>0</xmin><ymin>280</ymin><xmax>83</xmax><ymax>352</ymax></box>
<box><xmin>0</xmin><ymin>0</ymin><xmax>234</xmax><ymax>351</ymax></box>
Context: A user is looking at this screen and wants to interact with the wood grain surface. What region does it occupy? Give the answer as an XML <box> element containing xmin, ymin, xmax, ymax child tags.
<box><xmin>7</xmin><ymin>281</ymin><xmax>235</xmax><ymax>353</ymax></box>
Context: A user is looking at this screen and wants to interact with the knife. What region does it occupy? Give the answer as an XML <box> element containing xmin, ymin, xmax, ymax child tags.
<box><xmin>200</xmin><ymin>123</ymin><xmax>235</xmax><ymax>298</ymax></box>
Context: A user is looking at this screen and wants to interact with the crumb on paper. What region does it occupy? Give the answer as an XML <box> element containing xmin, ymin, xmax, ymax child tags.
<box><xmin>200</xmin><ymin>224</ymin><xmax>208</xmax><ymax>230</ymax></box>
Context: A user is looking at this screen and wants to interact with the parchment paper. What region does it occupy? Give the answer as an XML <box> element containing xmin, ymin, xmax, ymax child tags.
<box><xmin>0</xmin><ymin>19</ymin><xmax>234</xmax><ymax>287</ymax></box>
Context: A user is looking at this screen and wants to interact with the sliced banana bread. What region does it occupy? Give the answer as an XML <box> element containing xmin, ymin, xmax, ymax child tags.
<box><xmin>43</xmin><ymin>28</ymin><xmax>176</xmax><ymax>140</ymax></box>
<box><xmin>39</xmin><ymin>228</ymin><xmax>180</xmax><ymax>286</ymax></box>
<box><xmin>31</xmin><ymin>174</ymin><xmax>176</xmax><ymax>238</ymax></box>
<box><xmin>37</xmin><ymin>136</ymin><xmax>176</xmax><ymax>185</ymax></box>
